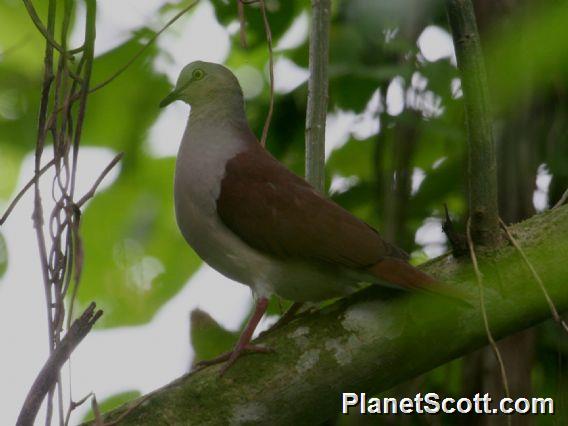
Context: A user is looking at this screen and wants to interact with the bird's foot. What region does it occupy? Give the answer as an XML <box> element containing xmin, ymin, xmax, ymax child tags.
<box><xmin>258</xmin><ymin>302</ymin><xmax>309</xmax><ymax>338</ymax></box>
<box><xmin>195</xmin><ymin>344</ymin><xmax>273</xmax><ymax>376</ymax></box>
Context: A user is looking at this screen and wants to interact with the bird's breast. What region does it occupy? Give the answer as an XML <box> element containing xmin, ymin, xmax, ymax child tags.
<box><xmin>173</xmin><ymin>130</ymin><xmax>273</xmax><ymax>290</ymax></box>
<box><xmin>171</xmin><ymin>125</ymin><xmax>367</xmax><ymax>301</ymax></box>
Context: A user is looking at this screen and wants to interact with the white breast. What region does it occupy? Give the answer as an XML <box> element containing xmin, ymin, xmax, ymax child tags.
<box><xmin>173</xmin><ymin>121</ymin><xmax>275</xmax><ymax>296</ymax></box>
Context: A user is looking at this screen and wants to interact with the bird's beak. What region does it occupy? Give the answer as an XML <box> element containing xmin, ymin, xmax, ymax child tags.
<box><xmin>159</xmin><ymin>90</ymin><xmax>180</xmax><ymax>108</ymax></box>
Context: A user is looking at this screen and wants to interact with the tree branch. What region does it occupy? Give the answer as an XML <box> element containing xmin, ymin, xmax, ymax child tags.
<box><xmin>76</xmin><ymin>152</ymin><xmax>124</xmax><ymax>208</ymax></box>
<box><xmin>21</xmin><ymin>0</ymin><xmax>66</xmax><ymax>54</ymax></box>
<box><xmin>17</xmin><ymin>303</ymin><xmax>103</xmax><ymax>426</ymax></box>
<box><xmin>305</xmin><ymin>0</ymin><xmax>330</xmax><ymax>192</ymax></box>
<box><xmin>91</xmin><ymin>205</ymin><xmax>568</xmax><ymax>425</ymax></box>
<box><xmin>446</xmin><ymin>0</ymin><xmax>500</xmax><ymax>246</ymax></box>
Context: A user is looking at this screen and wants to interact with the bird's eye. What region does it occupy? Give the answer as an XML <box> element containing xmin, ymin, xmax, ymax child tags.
<box><xmin>192</xmin><ymin>69</ymin><xmax>205</xmax><ymax>80</ymax></box>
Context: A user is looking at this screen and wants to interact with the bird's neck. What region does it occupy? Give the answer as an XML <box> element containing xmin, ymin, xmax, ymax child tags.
<box><xmin>189</xmin><ymin>95</ymin><xmax>248</xmax><ymax>131</ymax></box>
<box><xmin>179</xmin><ymin>95</ymin><xmax>256</xmax><ymax>163</ymax></box>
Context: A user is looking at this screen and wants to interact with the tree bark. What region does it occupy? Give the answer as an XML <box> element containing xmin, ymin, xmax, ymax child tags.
<box><xmin>90</xmin><ymin>205</ymin><xmax>568</xmax><ymax>425</ymax></box>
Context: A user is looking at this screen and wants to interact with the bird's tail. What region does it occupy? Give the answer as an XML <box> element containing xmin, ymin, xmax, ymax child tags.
<box><xmin>369</xmin><ymin>257</ymin><xmax>470</xmax><ymax>305</ymax></box>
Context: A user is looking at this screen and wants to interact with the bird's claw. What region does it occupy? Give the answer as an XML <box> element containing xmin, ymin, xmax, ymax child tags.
<box><xmin>195</xmin><ymin>344</ymin><xmax>274</xmax><ymax>376</ymax></box>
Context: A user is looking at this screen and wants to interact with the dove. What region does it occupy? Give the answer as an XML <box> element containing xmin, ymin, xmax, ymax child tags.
<box><xmin>160</xmin><ymin>61</ymin><xmax>464</xmax><ymax>374</ymax></box>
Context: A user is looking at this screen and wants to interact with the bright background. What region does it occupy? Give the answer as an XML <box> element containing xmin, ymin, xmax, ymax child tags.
<box><xmin>0</xmin><ymin>0</ymin><xmax>566</xmax><ymax>424</ymax></box>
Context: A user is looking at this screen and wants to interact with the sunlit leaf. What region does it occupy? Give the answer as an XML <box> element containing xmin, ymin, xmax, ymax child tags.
<box><xmin>0</xmin><ymin>231</ymin><xmax>7</xmax><ymax>280</ymax></box>
<box><xmin>81</xmin><ymin>391</ymin><xmax>141</xmax><ymax>423</ymax></box>
<box><xmin>0</xmin><ymin>1</ymin><xmax>44</xmax><ymax>73</ymax></box>
<box><xmin>78</xmin><ymin>157</ymin><xmax>201</xmax><ymax>327</ymax></box>
<box><xmin>0</xmin><ymin>144</ymin><xmax>23</xmax><ymax>201</ymax></box>
<box><xmin>190</xmin><ymin>308</ymin><xmax>237</xmax><ymax>364</ymax></box>
<box><xmin>327</xmin><ymin>137</ymin><xmax>375</xmax><ymax>181</ymax></box>
<box><xmin>82</xmin><ymin>38</ymin><xmax>170</xmax><ymax>155</ymax></box>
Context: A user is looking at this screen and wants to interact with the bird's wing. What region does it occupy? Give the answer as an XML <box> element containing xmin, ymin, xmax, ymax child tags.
<box><xmin>217</xmin><ymin>142</ymin><xmax>408</xmax><ymax>270</ymax></box>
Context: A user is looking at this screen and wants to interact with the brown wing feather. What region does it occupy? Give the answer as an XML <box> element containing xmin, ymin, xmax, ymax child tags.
<box><xmin>217</xmin><ymin>142</ymin><xmax>407</xmax><ymax>270</ymax></box>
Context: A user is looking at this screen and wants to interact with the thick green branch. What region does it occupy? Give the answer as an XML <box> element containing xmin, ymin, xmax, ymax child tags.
<box><xmin>446</xmin><ymin>0</ymin><xmax>500</xmax><ymax>246</ymax></box>
<box><xmin>93</xmin><ymin>206</ymin><xmax>568</xmax><ymax>425</ymax></box>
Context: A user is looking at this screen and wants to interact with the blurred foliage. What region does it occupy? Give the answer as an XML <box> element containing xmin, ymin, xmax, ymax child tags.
<box><xmin>75</xmin><ymin>37</ymin><xmax>204</xmax><ymax>327</ymax></box>
<box><xmin>79</xmin><ymin>156</ymin><xmax>201</xmax><ymax>327</ymax></box>
<box><xmin>485</xmin><ymin>1</ymin><xmax>568</xmax><ymax>112</ymax></box>
<box><xmin>0</xmin><ymin>231</ymin><xmax>6</xmax><ymax>280</ymax></box>
<box><xmin>0</xmin><ymin>0</ymin><xmax>567</xmax><ymax>422</ymax></box>
<box><xmin>190</xmin><ymin>308</ymin><xmax>237</xmax><ymax>364</ymax></box>
<box><xmin>81</xmin><ymin>391</ymin><xmax>142</xmax><ymax>424</ymax></box>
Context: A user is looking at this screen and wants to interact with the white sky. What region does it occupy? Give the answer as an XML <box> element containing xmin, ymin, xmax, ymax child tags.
<box><xmin>0</xmin><ymin>1</ymin><xmax>551</xmax><ymax>424</ymax></box>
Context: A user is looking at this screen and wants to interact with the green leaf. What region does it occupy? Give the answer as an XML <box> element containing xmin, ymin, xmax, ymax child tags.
<box><xmin>0</xmin><ymin>62</ymin><xmax>44</xmax><ymax>170</ymax></box>
<box><xmin>212</xmin><ymin>0</ymin><xmax>301</xmax><ymax>49</ymax></box>
<box><xmin>190</xmin><ymin>300</ymin><xmax>290</xmax><ymax>364</ymax></box>
<box><xmin>81</xmin><ymin>391</ymin><xmax>141</xmax><ymax>423</ymax></box>
<box><xmin>0</xmin><ymin>144</ymin><xmax>23</xmax><ymax>201</ymax></box>
<box><xmin>190</xmin><ymin>308</ymin><xmax>237</xmax><ymax>364</ymax></box>
<box><xmin>0</xmin><ymin>1</ymin><xmax>44</xmax><ymax>73</ymax></box>
<box><xmin>82</xmin><ymin>38</ymin><xmax>170</xmax><ymax>155</ymax></box>
<box><xmin>78</xmin><ymin>157</ymin><xmax>201</xmax><ymax>327</ymax></box>
<box><xmin>0</xmin><ymin>231</ymin><xmax>7</xmax><ymax>280</ymax></box>
<box><xmin>327</xmin><ymin>137</ymin><xmax>375</xmax><ymax>181</ymax></box>
<box><xmin>486</xmin><ymin>1</ymin><xmax>568</xmax><ymax>113</ymax></box>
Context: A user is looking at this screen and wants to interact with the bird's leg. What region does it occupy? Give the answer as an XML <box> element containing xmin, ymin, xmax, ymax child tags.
<box><xmin>258</xmin><ymin>302</ymin><xmax>304</xmax><ymax>338</ymax></box>
<box><xmin>196</xmin><ymin>297</ymin><xmax>271</xmax><ymax>375</ymax></box>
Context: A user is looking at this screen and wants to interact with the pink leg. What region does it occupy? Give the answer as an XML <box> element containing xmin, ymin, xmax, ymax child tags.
<box><xmin>196</xmin><ymin>297</ymin><xmax>271</xmax><ymax>376</ymax></box>
<box><xmin>259</xmin><ymin>302</ymin><xmax>304</xmax><ymax>338</ymax></box>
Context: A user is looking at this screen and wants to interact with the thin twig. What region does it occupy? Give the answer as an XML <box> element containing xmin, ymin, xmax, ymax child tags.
<box><xmin>305</xmin><ymin>0</ymin><xmax>330</xmax><ymax>192</ymax></box>
<box><xmin>21</xmin><ymin>0</ymin><xmax>66</xmax><ymax>54</ymax></box>
<box><xmin>30</xmin><ymin>2</ymin><xmax>58</xmax><ymax>423</ymax></box>
<box><xmin>258</xmin><ymin>0</ymin><xmax>274</xmax><ymax>148</ymax></box>
<box><xmin>553</xmin><ymin>187</ymin><xmax>568</xmax><ymax>209</ymax></box>
<box><xmin>69</xmin><ymin>0</ymin><xmax>96</xmax><ymax>198</ymax></box>
<box><xmin>76</xmin><ymin>152</ymin><xmax>124</xmax><ymax>208</ymax></box>
<box><xmin>65</xmin><ymin>153</ymin><xmax>123</xmax><ymax>333</ymax></box>
<box><xmin>45</xmin><ymin>55</ymin><xmax>86</xmax><ymax>135</ymax></box>
<box><xmin>66</xmin><ymin>208</ymin><xmax>82</xmax><ymax>329</ymax></box>
<box><xmin>499</xmin><ymin>218</ymin><xmax>568</xmax><ymax>333</ymax></box>
<box><xmin>466</xmin><ymin>218</ymin><xmax>511</xmax><ymax>403</ymax></box>
<box><xmin>16</xmin><ymin>303</ymin><xmax>103</xmax><ymax>426</ymax></box>
<box><xmin>237</xmin><ymin>0</ymin><xmax>247</xmax><ymax>48</ymax></box>
<box><xmin>88</xmin><ymin>1</ymin><xmax>199</xmax><ymax>94</ymax></box>
<box><xmin>0</xmin><ymin>159</ymin><xmax>56</xmax><ymax>226</ymax></box>
<box><xmin>64</xmin><ymin>391</ymin><xmax>93</xmax><ymax>426</ymax></box>
<box><xmin>68</xmin><ymin>45</ymin><xmax>84</xmax><ymax>55</ymax></box>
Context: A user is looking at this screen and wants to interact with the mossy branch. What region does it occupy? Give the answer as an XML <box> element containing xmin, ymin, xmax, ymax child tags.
<box><xmin>91</xmin><ymin>206</ymin><xmax>568</xmax><ymax>425</ymax></box>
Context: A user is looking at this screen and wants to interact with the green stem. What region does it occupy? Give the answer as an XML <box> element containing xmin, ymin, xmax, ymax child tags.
<box><xmin>305</xmin><ymin>0</ymin><xmax>331</xmax><ymax>192</ymax></box>
<box><xmin>446</xmin><ymin>0</ymin><xmax>500</xmax><ymax>246</ymax></box>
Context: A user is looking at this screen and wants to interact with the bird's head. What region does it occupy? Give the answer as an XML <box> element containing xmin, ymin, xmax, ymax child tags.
<box><xmin>159</xmin><ymin>61</ymin><xmax>243</xmax><ymax>108</ymax></box>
